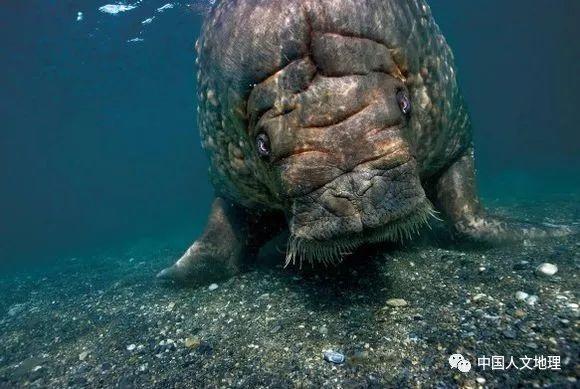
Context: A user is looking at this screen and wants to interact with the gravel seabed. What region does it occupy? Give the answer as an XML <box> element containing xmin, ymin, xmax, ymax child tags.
<box><xmin>1</xmin><ymin>198</ymin><xmax>578</xmax><ymax>388</ymax></box>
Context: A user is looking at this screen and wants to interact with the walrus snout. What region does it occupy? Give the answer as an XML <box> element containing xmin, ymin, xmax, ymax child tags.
<box><xmin>283</xmin><ymin>152</ymin><xmax>434</xmax><ymax>267</ymax></box>
<box><xmin>288</xmin><ymin>158</ymin><xmax>429</xmax><ymax>243</ymax></box>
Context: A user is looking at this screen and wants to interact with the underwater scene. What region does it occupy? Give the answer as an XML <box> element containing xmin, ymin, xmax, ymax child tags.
<box><xmin>1</xmin><ymin>0</ymin><xmax>579</xmax><ymax>387</ymax></box>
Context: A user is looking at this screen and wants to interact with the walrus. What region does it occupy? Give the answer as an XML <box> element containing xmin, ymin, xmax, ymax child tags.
<box><xmin>158</xmin><ymin>0</ymin><xmax>571</xmax><ymax>284</ymax></box>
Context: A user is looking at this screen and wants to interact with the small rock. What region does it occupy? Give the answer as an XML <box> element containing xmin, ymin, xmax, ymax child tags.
<box><xmin>78</xmin><ymin>351</ymin><xmax>89</xmax><ymax>361</ymax></box>
<box><xmin>385</xmin><ymin>298</ymin><xmax>408</xmax><ymax>308</ymax></box>
<box><xmin>270</xmin><ymin>324</ymin><xmax>282</xmax><ymax>333</ymax></box>
<box><xmin>167</xmin><ymin>302</ymin><xmax>176</xmax><ymax>311</ymax></box>
<box><xmin>100</xmin><ymin>362</ymin><xmax>112</xmax><ymax>372</ymax></box>
<box><xmin>323</xmin><ymin>350</ymin><xmax>345</xmax><ymax>364</ymax></box>
<box><xmin>208</xmin><ymin>283</ymin><xmax>218</xmax><ymax>291</ymax></box>
<box><xmin>514</xmin><ymin>309</ymin><xmax>526</xmax><ymax>318</ymax></box>
<box><xmin>185</xmin><ymin>337</ymin><xmax>200</xmax><ymax>349</ymax></box>
<box><xmin>476</xmin><ymin>377</ymin><xmax>486</xmax><ymax>385</ymax></box>
<box><xmin>472</xmin><ymin>293</ymin><xmax>486</xmax><ymax>302</ymax></box>
<box><xmin>126</xmin><ymin>344</ymin><xmax>136</xmax><ymax>351</ymax></box>
<box><xmin>319</xmin><ymin>325</ymin><xmax>328</xmax><ymax>335</ymax></box>
<box><xmin>502</xmin><ymin>329</ymin><xmax>517</xmax><ymax>339</ymax></box>
<box><xmin>28</xmin><ymin>365</ymin><xmax>44</xmax><ymax>381</ymax></box>
<box><xmin>535</xmin><ymin>263</ymin><xmax>558</xmax><ymax>277</ymax></box>
<box><xmin>513</xmin><ymin>261</ymin><xmax>529</xmax><ymax>270</ymax></box>
<box><xmin>515</xmin><ymin>291</ymin><xmax>529</xmax><ymax>301</ymax></box>
<box><xmin>526</xmin><ymin>295</ymin><xmax>539</xmax><ymax>305</ymax></box>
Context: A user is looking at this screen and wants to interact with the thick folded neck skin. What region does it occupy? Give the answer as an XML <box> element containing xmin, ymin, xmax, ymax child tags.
<box><xmin>197</xmin><ymin>0</ymin><xmax>460</xmax><ymax>265</ymax></box>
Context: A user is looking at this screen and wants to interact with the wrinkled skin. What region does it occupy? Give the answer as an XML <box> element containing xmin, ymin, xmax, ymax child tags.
<box><xmin>158</xmin><ymin>0</ymin><xmax>571</xmax><ymax>284</ymax></box>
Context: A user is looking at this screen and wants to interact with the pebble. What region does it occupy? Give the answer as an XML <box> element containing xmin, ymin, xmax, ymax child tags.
<box><xmin>208</xmin><ymin>283</ymin><xmax>218</xmax><ymax>291</ymax></box>
<box><xmin>185</xmin><ymin>337</ymin><xmax>201</xmax><ymax>349</ymax></box>
<box><xmin>502</xmin><ymin>329</ymin><xmax>517</xmax><ymax>339</ymax></box>
<box><xmin>535</xmin><ymin>263</ymin><xmax>558</xmax><ymax>277</ymax></box>
<box><xmin>270</xmin><ymin>324</ymin><xmax>282</xmax><ymax>333</ymax></box>
<box><xmin>385</xmin><ymin>298</ymin><xmax>408</xmax><ymax>307</ymax></box>
<box><xmin>515</xmin><ymin>291</ymin><xmax>529</xmax><ymax>301</ymax></box>
<box><xmin>476</xmin><ymin>377</ymin><xmax>486</xmax><ymax>384</ymax></box>
<box><xmin>526</xmin><ymin>295</ymin><xmax>539</xmax><ymax>305</ymax></box>
<box><xmin>126</xmin><ymin>344</ymin><xmax>136</xmax><ymax>352</ymax></box>
<box><xmin>323</xmin><ymin>350</ymin><xmax>345</xmax><ymax>364</ymax></box>
<box><xmin>472</xmin><ymin>293</ymin><xmax>487</xmax><ymax>302</ymax></box>
<box><xmin>513</xmin><ymin>261</ymin><xmax>529</xmax><ymax>270</ymax></box>
<box><xmin>78</xmin><ymin>351</ymin><xmax>89</xmax><ymax>361</ymax></box>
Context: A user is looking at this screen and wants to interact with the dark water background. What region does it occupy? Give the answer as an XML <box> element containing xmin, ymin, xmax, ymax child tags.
<box><xmin>1</xmin><ymin>0</ymin><xmax>579</xmax><ymax>272</ymax></box>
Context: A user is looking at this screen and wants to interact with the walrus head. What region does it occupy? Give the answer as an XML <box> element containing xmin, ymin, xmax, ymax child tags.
<box><xmin>249</xmin><ymin>56</ymin><xmax>434</xmax><ymax>266</ymax></box>
<box><xmin>197</xmin><ymin>0</ymin><xmax>439</xmax><ymax>265</ymax></box>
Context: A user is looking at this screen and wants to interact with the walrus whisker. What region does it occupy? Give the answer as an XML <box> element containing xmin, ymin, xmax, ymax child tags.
<box><xmin>284</xmin><ymin>201</ymin><xmax>435</xmax><ymax>267</ymax></box>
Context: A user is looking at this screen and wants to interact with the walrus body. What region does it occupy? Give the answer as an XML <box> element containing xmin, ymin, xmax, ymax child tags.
<box><xmin>158</xmin><ymin>0</ymin><xmax>569</xmax><ymax>284</ymax></box>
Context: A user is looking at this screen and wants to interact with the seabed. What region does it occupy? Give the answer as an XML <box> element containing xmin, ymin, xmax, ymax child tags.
<box><xmin>1</xmin><ymin>198</ymin><xmax>578</xmax><ymax>387</ymax></box>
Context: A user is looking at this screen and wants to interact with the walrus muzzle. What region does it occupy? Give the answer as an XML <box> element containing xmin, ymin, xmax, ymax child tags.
<box><xmin>285</xmin><ymin>156</ymin><xmax>433</xmax><ymax>266</ymax></box>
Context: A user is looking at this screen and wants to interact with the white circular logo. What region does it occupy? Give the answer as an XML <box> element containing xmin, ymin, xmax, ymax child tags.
<box><xmin>457</xmin><ymin>359</ymin><xmax>472</xmax><ymax>373</ymax></box>
<box><xmin>449</xmin><ymin>353</ymin><xmax>471</xmax><ymax>373</ymax></box>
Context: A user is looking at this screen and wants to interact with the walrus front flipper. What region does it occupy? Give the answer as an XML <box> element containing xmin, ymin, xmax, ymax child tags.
<box><xmin>158</xmin><ymin>197</ymin><xmax>276</xmax><ymax>286</ymax></box>
<box><xmin>433</xmin><ymin>149</ymin><xmax>572</xmax><ymax>242</ymax></box>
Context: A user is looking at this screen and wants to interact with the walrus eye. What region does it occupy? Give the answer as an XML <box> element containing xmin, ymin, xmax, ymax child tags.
<box><xmin>255</xmin><ymin>132</ymin><xmax>271</xmax><ymax>159</ymax></box>
<box><xmin>396</xmin><ymin>89</ymin><xmax>411</xmax><ymax>115</ymax></box>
